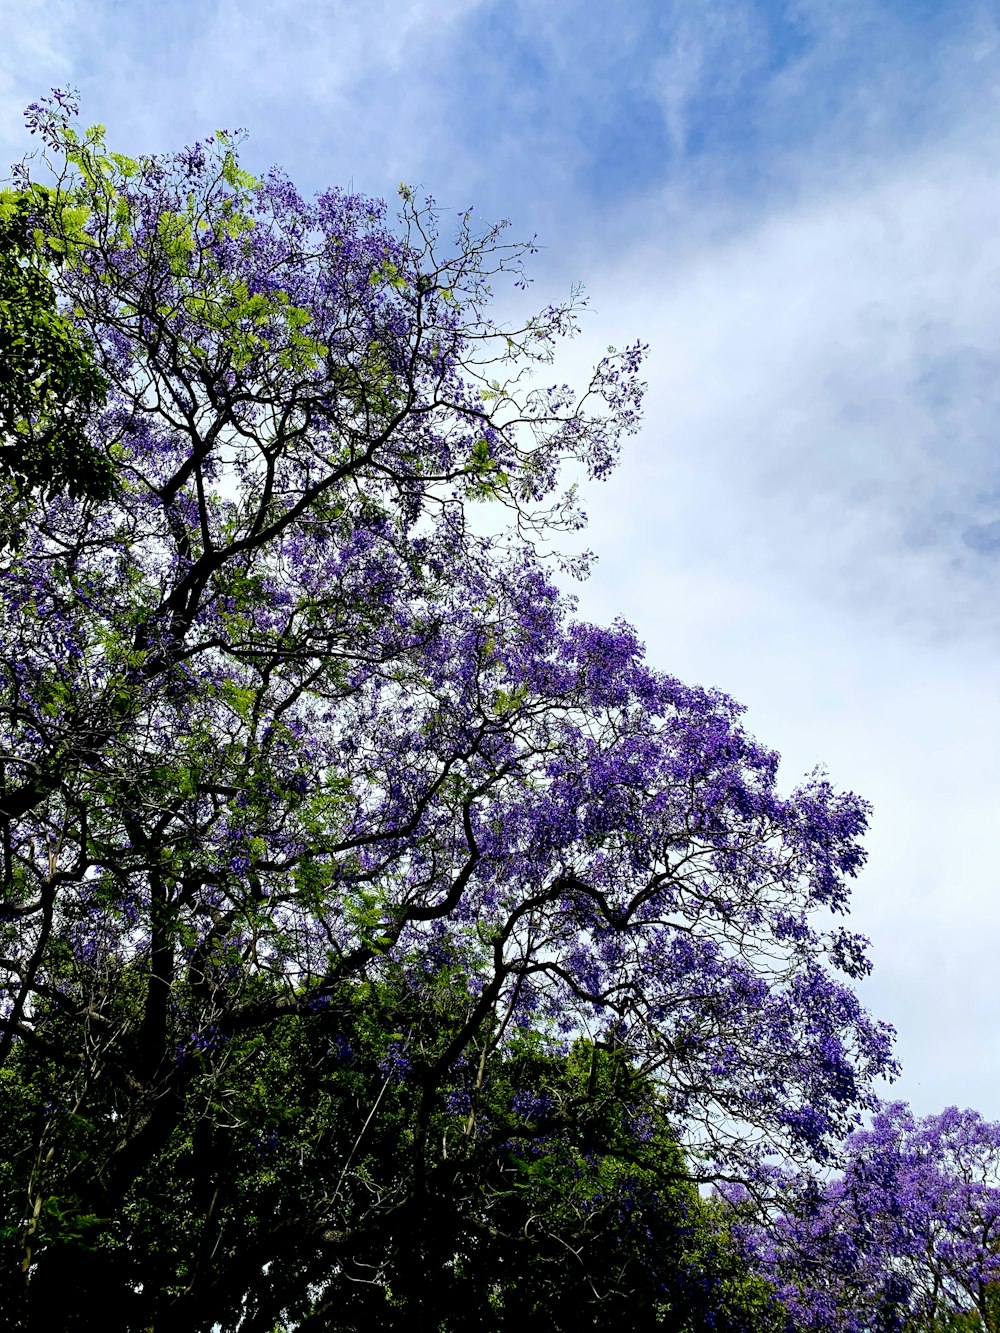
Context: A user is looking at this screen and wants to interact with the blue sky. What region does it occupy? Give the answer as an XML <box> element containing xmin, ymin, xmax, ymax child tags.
<box><xmin>4</xmin><ymin>0</ymin><xmax>1000</xmax><ymax>1118</ymax></box>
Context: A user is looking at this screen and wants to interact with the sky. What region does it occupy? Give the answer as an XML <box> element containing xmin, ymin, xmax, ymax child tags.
<box><xmin>3</xmin><ymin>0</ymin><xmax>1000</xmax><ymax>1119</ymax></box>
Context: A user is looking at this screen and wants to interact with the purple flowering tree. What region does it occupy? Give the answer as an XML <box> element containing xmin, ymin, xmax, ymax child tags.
<box><xmin>0</xmin><ymin>94</ymin><xmax>896</xmax><ymax>1327</ymax></box>
<box><xmin>743</xmin><ymin>1103</ymin><xmax>1000</xmax><ymax>1333</ymax></box>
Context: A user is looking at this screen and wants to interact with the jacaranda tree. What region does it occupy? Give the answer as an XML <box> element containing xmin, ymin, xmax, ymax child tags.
<box><xmin>0</xmin><ymin>92</ymin><xmax>897</xmax><ymax>1330</ymax></box>
<box><xmin>741</xmin><ymin>1103</ymin><xmax>1000</xmax><ymax>1333</ymax></box>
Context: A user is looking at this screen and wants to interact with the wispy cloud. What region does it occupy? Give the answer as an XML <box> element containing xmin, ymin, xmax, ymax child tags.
<box><xmin>578</xmin><ymin>122</ymin><xmax>1000</xmax><ymax>641</ymax></box>
<box><xmin>651</xmin><ymin>4</ymin><xmax>768</xmax><ymax>155</ymax></box>
<box><xmin>0</xmin><ymin>0</ymin><xmax>491</xmax><ymax>192</ymax></box>
<box><xmin>0</xmin><ymin>0</ymin><xmax>75</xmax><ymax>139</ymax></box>
<box><xmin>555</xmin><ymin>20</ymin><xmax>1000</xmax><ymax>1112</ymax></box>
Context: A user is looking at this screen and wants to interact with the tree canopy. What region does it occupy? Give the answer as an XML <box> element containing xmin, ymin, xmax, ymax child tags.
<box><xmin>0</xmin><ymin>92</ymin><xmax>901</xmax><ymax>1330</ymax></box>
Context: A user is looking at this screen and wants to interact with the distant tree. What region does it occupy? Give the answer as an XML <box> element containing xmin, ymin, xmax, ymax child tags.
<box><xmin>0</xmin><ymin>92</ymin><xmax>893</xmax><ymax>1329</ymax></box>
<box><xmin>744</xmin><ymin>1103</ymin><xmax>1000</xmax><ymax>1333</ymax></box>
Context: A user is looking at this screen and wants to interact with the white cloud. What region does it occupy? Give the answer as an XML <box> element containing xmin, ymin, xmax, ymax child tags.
<box><xmin>557</xmin><ymin>119</ymin><xmax>1000</xmax><ymax>1117</ymax></box>
<box><xmin>0</xmin><ymin>0</ymin><xmax>77</xmax><ymax>160</ymax></box>
<box><xmin>580</xmin><ymin>129</ymin><xmax>1000</xmax><ymax>639</ymax></box>
<box><xmin>0</xmin><ymin>0</ymin><xmax>489</xmax><ymax>190</ymax></box>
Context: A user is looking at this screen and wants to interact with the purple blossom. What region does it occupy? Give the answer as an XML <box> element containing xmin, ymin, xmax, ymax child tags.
<box><xmin>0</xmin><ymin>96</ymin><xmax>898</xmax><ymax>1220</ymax></box>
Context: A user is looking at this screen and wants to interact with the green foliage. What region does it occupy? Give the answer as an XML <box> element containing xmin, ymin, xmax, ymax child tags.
<box><xmin>0</xmin><ymin>187</ymin><xmax>113</xmax><ymax>530</ymax></box>
<box><xmin>0</xmin><ymin>949</ymin><xmax>785</xmax><ymax>1331</ymax></box>
<box><xmin>905</xmin><ymin>1288</ymin><xmax>1000</xmax><ymax>1333</ymax></box>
